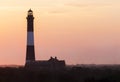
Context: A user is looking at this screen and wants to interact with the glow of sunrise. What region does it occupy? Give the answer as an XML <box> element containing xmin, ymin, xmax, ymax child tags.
<box><xmin>0</xmin><ymin>0</ymin><xmax>120</xmax><ymax>65</ymax></box>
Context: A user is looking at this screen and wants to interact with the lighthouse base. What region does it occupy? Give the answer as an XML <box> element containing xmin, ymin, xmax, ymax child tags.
<box><xmin>25</xmin><ymin>57</ymin><xmax>66</xmax><ymax>70</ymax></box>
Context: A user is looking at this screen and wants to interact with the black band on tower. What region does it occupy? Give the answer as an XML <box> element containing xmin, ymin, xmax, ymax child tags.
<box><xmin>27</xmin><ymin>15</ymin><xmax>34</xmax><ymax>32</ymax></box>
<box><xmin>26</xmin><ymin>46</ymin><xmax>35</xmax><ymax>61</ymax></box>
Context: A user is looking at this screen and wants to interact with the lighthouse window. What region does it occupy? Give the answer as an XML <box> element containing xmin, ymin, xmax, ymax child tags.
<box><xmin>28</xmin><ymin>12</ymin><xmax>33</xmax><ymax>15</ymax></box>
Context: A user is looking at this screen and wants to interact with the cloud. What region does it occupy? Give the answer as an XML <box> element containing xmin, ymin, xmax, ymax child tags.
<box><xmin>48</xmin><ymin>9</ymin><xmax>67</xmax><ymax>14</ymax></box>
<box><xmin>43</xmin><ymin>2</ymin><xmax>113</xmax><ymax>14</ymax></box>
<box><xmin>64</xmin><ymin>3</ymin><xmax>112</xmax><ymax>8</ymax></box>
<box><xmin>65</xmin><ymin>3</ymin><xmax>89</xmax><ymax>8</ymax></box>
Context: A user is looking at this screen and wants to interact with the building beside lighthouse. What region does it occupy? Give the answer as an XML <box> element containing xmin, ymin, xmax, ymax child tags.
<box><xmin>25</xmin><ymin>9</ymin><xmax>65</xmax><ymax>69</ymax></box>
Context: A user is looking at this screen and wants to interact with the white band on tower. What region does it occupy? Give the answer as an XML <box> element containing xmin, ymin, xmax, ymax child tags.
<box><xmin>27</xmin><ymin>32</ymin><xmax>34</xmax><ymax>46</ymax></box>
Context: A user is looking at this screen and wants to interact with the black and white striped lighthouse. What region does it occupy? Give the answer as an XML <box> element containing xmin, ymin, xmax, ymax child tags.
<box><xmin>26</xmin><ymin>9</ymin><xmax>35</xmax><ymax>63</ymax></box>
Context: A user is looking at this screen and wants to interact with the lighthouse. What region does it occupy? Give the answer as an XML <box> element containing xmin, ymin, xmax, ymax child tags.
<box><xmin>26</xmin><ymin>9</ymin><xmax>35</xmax><ymax>63</ymax></box>
<box><xmin>25</xmin><ymin>9</ymin><xmax>65</xmax><ymax>69</ymax></box>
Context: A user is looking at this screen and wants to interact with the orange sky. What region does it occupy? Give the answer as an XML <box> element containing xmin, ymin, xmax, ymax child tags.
<box><xmin>0</xmin><ymin>0</ymin><xmax>120</xmax><ymax>65</ymax></box>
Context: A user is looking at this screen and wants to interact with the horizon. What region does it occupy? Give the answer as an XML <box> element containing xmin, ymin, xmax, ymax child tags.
<box><xmin>0</xmin><ymin>0</ymin><xmax>120</xmax><ymax>65</ymax></box>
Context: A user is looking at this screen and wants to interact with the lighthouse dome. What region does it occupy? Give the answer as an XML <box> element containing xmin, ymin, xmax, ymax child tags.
<box><xmin>28</xmin><ymin>9</ymin><xmax>33</xmax><ymax>15</ymax></box>
<box><xmin>28</xmin><ymin>9</ymin><xmax>33</xmax><ymax>12</ymax></box>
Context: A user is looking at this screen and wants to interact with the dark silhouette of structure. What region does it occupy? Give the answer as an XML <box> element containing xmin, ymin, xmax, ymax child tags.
<box><xmin>26</xmin><ymin>9</ymin><xmax>35</xmax><ymax>62</ymax></box>
<box><xmin>25</xmin><ymin>9</ymin><xmax>65</xmax><ymax>69</ymax></box>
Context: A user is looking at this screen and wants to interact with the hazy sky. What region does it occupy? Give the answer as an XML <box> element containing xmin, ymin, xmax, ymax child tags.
<box><xmin>0</xmin><ymin>0</ymin><xmax>120</xmax><ymax>65</ymax></box>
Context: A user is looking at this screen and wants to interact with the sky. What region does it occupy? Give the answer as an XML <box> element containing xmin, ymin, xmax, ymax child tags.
<box><xmin>0</xmin><ymin>0</ymin><xmax>120</xmax><ymax>65</ymax></box>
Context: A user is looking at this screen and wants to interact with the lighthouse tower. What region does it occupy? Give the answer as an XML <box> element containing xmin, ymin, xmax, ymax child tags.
<box><xmin>26</xmin><ymin>9</ymin><xmax>35</xmax><ymax>63</ymax></box>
